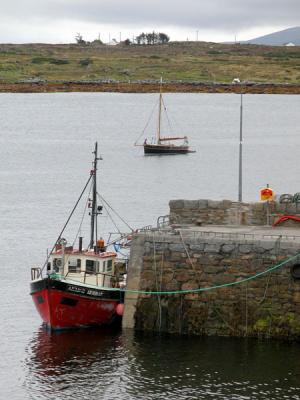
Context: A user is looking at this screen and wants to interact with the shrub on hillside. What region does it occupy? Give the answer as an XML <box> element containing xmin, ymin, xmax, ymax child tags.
<box><xmin>79</xmin><ymin>58</ymin><xmax>93</xmax><ymax>66</ymax></box>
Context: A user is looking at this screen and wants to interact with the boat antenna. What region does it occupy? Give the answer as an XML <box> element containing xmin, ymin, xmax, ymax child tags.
<box><xmin>89</xmin><ymin>142</ymin><xmax>101</xmax><ymax>249</ymax></box>
<box><xmin>157</xmin><ymin>76</ymin><xmax>163</xmax><ymax>144</ymax></box>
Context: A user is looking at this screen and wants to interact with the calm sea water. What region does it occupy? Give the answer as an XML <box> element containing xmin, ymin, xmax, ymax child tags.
<box><xmin>1</xmin><ymin>92</ymin><xmax>300</xmax><ymax>399</ymax></box>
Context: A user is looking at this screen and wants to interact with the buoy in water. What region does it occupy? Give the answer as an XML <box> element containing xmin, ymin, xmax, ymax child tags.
<box><xmin>116</xmin><ymin>303</ymin><xmax>124</xmax><ymax>316</ymax></box>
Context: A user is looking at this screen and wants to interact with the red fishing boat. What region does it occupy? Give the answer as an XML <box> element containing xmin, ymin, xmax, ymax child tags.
<box><xmin>30</xmin><ymin>143</ymin><xmax>125</xmax><ymax>330</ymax></box>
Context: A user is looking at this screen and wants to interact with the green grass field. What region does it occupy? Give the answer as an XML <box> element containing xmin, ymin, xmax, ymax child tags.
<box><xmin>0</xmin><ymin>41</ymin><xmax>299</xmax><ymax>84</ymax></box>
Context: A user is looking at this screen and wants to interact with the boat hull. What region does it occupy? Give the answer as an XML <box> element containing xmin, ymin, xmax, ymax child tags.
<box><xmin>144</xmin><ymin>144</ymin><xmax>190</xmax><ymax>155</ymax></box>
<box><xmin>30</xmin><ymin>278</ymin><xmax>124</xmax><ymax>330</ymax></box>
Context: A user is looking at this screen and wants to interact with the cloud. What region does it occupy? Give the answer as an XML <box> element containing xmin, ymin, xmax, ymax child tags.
<box><xmin>2</xmin><ymin>0</ymin><xmax>300</xmax><ymax>30</ymax></box>
<box><xmin>0</xmin><ymin>0</ymin><xmax>299</xmax><ymax>42</ymax></box>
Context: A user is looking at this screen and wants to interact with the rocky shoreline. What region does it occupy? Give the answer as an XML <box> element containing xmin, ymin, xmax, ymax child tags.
<box><xmin>0</xmin><ymin>80</ymin><xmax>300</xmax><ymax>94</ymax></box>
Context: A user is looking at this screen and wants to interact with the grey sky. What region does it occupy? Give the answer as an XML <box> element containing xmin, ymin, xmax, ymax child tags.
<box><xmin>0</xmin><ymin>0</ymin><xmax>299</xmax><ymax>43</ymax></box>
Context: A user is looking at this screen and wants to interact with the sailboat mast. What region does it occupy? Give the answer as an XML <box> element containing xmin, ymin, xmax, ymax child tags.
<box><xmin>157</xmin><ymin>77</ymin><xmax>163</xmax><ymax>144</ymax></box>
<box><xmin>89</xmin><ymin>142</ymin><xmax>98</xmax><ymax>249</ymax></box>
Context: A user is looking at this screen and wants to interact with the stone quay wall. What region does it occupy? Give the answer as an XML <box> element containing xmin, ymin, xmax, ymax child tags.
<box><xmin>122</xmin><ymin>230</ymin><xmax>300</xmax><ymax>338</ymax></box>
<box><xmin>169</xmin><ymin>199</ymin><xmax>300</xmax><ymax>227</ymax></box>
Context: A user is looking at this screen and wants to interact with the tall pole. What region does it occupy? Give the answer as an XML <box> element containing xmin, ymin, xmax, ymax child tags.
<box><xmin>238</xmin><ymin>93</ymin><xmax>243</xmax><ymax>202</ymax></box>
<box><xmin>157</xmin><ymin>77</ymin><xmax>162</xmax><ymax>144</ymax></box>
<box><xmin>89</xmin><ymin>142</ymin><xmax>98</xmax><ymax>249</ymax></box>
<box><xmin>196</xmin><ymin>30</ymin><xmax>199</xmax><ymax>41</ymax></box>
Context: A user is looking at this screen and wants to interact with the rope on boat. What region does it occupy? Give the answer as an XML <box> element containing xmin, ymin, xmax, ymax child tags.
<box><xmin>161</xmin><ymin>96</ymin><xmax>174</xmax><ymax>135</ymax></box>
<box><xmin>41</xmin><ymin>174</ymin><xmax>93</xmax><ymax>273</ymax></box>
<box><xmin>49</xmin><ymin>251</ymin><xmax>300</xmax><ymax>295</ymax></box>
<box><xmin>134</xmin><ymin>99</ymin><xmax>158</xmax><ymax>146</ymax></box>
<box><xmin>98</xmin><ymin>194</ymin><xmax>134</xmax><ymax>232</ymax></box>
<box><xmin>72</xmin><ymin>180</ymin><xmax>93</xmax><ymax>248</ymax></box>
<box><xmin>98</xmin><ymin>193</ymin><xmax>122</xmax><ymax>235</ymax></box>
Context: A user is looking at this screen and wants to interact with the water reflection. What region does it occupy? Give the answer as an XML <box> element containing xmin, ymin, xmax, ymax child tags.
<box><xmin>24</xmin><ymin>327</ymin><xmax>300</xmax><ymax>400</ymax></box>
<box><xmin>24</xmin><ymin>326</ymin><xmax>128</xmax><ymax>400</ymax></box>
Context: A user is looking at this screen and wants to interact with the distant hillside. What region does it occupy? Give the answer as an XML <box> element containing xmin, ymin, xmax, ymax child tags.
<box><xmin>0</xmin><ymin>41</ymin><xmax>299</xmax><ymax>87</ymax></box>
<box><xmin>245</xmin><ymin>26</ymin><xmax>300</xmax><ymax>45</ymax></box>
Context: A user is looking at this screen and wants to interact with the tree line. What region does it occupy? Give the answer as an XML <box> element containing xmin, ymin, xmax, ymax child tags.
<box><xmin>134</xmin><ymin>32</ymin><xmax>170</xmax><ymax>45</ymax></box>
<box><xmin>75</xmin><ymin>31</ymin><xmax>170</xmax><ymax>46</ymax></box>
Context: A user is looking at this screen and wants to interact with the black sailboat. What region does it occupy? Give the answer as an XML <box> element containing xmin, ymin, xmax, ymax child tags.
<box><xmin>136</xmin><ymin>79</ymin><xmax>194</xmax><ymax>155</ymax></box>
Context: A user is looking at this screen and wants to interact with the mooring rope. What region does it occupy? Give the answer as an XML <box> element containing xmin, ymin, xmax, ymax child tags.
<box><xmin>49</xmin><ymin>251</ymin><xmax>300</xmax><ymax>295</ymax></box>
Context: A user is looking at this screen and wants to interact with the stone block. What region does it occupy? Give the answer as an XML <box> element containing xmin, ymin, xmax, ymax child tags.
<box><xmin>221</xmin><ymin>244</ymin><xmax>236</xmax><ymax>254</ymax></box>
<box><xmin>221</xmin><ymin>200</ymin><xmax>233</xmax><ymax>209</ymax></box>
<box><xmin>198</xmin><ymin>199</ymin><xmax>209</xmax><ymax>209</ymax></box>
<box><xmin>189</xmin><ymin>244</ymin><xmax>205</xmax><ymax>251</ymax></box>
<box><xmin>204</xmin><ymin>243</ymin><xmax>221</xmax><ymax>253</ymax></box>
<box><xmin>162</xmin><ymin>271</ymin><xmax>174</xmax><ymax>284</ymax></box>
<box><xmin>258</xmin><ymin>241</ymin><xmax>275</xmax><ymax>251</ymax></box>
<box><xmin>139</xmin><ymin>279</ymin><xmax>155</xmax><ymax>291</ymax></box>
<box><xmin>183</xmin><ymin>200</ymin><xmax>199</xmax><ymax>210</ymax></box>
<box><xmin>169</xmin><ymin>243</ymin><xmax>186</xmax><ymax>252</ymax></box>
<box><xmin>174</xmin><ymin>261</ymin><xmax>190</xmax><ymax>269</ymax></box>
<box><xmin>175</xmin><ymin>270</ymin><xmax>191</xmax><ymax>282</ymax></box>
<box><xmin>169</xmin><ymin>199</ymin><xmax>185</xmax><ymax>210</ymax></box>
<box><xmin>239</xmin><ymin>244</ymin><xmax>253</xmax><ymax>254</ymax></box>
<box><xmin>182</xmin><ymin>280</ymin><xmax>199</xmax><ymax>291</ymax></box>
<box><xmin>207</xmin><ymin>200</ymin><xmax>221</xmax><ymax>209</ymax></box>
<box><xmin>293</xmin><ymin>292</ymin><xmax>300</xmax><ymax>303</ymax></box>
<box><xmin>253</xmin><ymin>245</ymin><xmax>267</xmax><ymax>254</ymax></box>
<box><xmin>140</xmin><ymin>270</ymin><xmax>156</xmax><ymax>281</ymax></box>
<box><xmin>203</xmin><ymin>265</ymin><xmax>223</xmax><ymax>274</ymax></box>
<box><xmin>163</xmin><ymin>279</ymin><xmax>180</xmax><ymax>291</ymax></box>
<box><xmin>193</xmin><ymin>253</ymin><xmax>203</xmax><ymax>259</ymax></box>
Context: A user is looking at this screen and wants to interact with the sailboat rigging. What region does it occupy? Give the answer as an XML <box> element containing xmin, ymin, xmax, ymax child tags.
<box><xmin>136</xmin><ymin>78</ymin><xmax>195</xmax><ymax>155</ymax></box>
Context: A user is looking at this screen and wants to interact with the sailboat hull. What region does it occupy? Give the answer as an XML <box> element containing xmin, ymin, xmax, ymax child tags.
<box><xmin>144</xmin><ymin>144</ymin><xmax>190</xmax><ymax>154</ymax></box>
<box><xmin>31</xmin><ymin>277</ymin><xmax>123</xmax><ymax>330</ymax></box>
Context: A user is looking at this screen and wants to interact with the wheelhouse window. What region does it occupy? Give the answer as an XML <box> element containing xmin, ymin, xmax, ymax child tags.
<box><xmin>53</xmin><ymin>258</ymin><xmax>62</xmax><ymax>272</ymax></box>
<box><xmin>68</xmin><ymin>258</ymin><xmax>81</xmax><ymax>273</ymax></box>
<box><xmin>86</xmin><ymin>259</ymin><xmax>99</xmax><ymax>274</ymax></box>
<box><xmin>106</xmin><ymin>259</ymin><xmax>113</xmax><ymax>273</ymax></box>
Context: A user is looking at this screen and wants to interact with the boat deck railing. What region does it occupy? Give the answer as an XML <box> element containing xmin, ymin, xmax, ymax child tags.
<box><xmin>30</xmin><ymin>266</ymin><xmax>121</xmax><ymax>288</ymax></box>
<box><xmin>64</xmin><ymin>269</ymin><xmax>116</xmax><ymax>287</ymax></box>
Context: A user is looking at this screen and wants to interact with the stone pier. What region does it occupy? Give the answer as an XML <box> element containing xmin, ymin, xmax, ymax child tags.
<box><xmin>122</xmin><ymin>199</ymin><xmax>300</xmax><ymax>338</ymax></box>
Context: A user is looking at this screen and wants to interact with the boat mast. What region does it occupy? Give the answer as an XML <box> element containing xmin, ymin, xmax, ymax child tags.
<box><xmin>89</xmin><ymin>142</ymin><xmax>99</xmax><ymax>249</ymax></box>
<box><xmin>157</xmin><ymin>77</ymin><xmax>163</xmax><ymax>144</ymax></box>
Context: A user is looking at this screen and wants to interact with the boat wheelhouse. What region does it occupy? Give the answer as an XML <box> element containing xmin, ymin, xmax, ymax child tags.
<box><xmin>49</xmin><ymin>244</ymin><xmax>117</xmax><ymax>288</ymax></box>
